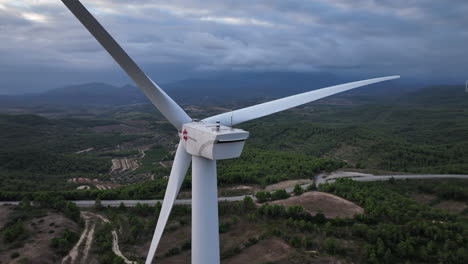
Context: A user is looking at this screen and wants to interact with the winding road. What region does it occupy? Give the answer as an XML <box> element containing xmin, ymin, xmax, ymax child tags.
<box><xmin>314</xmin><ymin>172</ymin><xmax>468</xmax><ymax>187</ymax></box>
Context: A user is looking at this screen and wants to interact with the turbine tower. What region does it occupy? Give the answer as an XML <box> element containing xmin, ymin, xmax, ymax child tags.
<box><xmin>60</xmin><ymin>1</ymin><xmax>400</xmax><ymax>263</ymax></box>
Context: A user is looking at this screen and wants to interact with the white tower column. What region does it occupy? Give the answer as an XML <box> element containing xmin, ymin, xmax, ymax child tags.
<box><xmin>191</xmin><ymin>155</ymin><xmax>220</xmax><ymax>264</ymax></box>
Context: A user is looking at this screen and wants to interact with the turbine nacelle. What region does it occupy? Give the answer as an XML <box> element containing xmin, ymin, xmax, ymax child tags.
<box><xmin>180</xmin><ymin>122</ymin><xmax>249</xmax><ymax>160</ymax></box>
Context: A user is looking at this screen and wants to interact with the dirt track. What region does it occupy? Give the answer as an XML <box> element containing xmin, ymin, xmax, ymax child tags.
<box><xmin>94</xmin><ymin>213</ymin><xmax>136</xmax><ymax>264</ymax></box>
<box><xmin>62</xmin><ymin>211</ymin><xmax>136</xmax><ymax>264</ymax></box>
<box><xmin>62</xmin><ymin>212</ymin><xmax>96</xmax><ymax>264</ymax></box>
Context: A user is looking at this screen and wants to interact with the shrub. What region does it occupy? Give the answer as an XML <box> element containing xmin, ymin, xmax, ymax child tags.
<box><xmin>244</xmin><ymin>237</ymin><xmax>259</xmax><ymax>247</ymax></box>
<box><xmin>293</xmin><ymin>184</ymin><xmax>304</xmax><ymax>196</ymax></box>
<box><xmin>255</xmin><ymin>191</ymin><xmax>269</xmax><ymax>203</ymax></box>
<box><xmin>181</xmin><ymin>240</ymin><xmax>191</xmax><ymax>251</ymax></box>
<box><xmin>325</xmin><ymin>238</ymin><xmax>340</xmax><ymax>255</ymax></box>
<box><xmin>271</xmin><ymin>189</ymin><xmax>289</xmax><ymax>201</ymax></box>
<box><xmin>3</xmin><ymin>221</ymin><xmax>25</xmax><ymax>243</ymax></box>
<box><xmin>165</xmin><ymin>247</ymin><xmax>181</xmax><ymax>257</ymax></box>
<box><xmin>243</xmin><ymin>196</ymin><xmax>256</xmax><ymax>210</ymax></box>
<box><xmin>219</xmin><ymin>222</ymin><xmax>230</xmax><ymax>233</ymax></box>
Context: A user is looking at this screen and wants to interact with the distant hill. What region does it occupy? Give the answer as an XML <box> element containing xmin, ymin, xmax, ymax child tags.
<box><xmin>401</xmin><ymin>85</ymin><xmax>468</xmax><ymax>106</ymax></box>
<box><xmin>0</xmin><ymin>72</ymin><xmax>439</xmax><ymax>107</ymax></box>
<box><xmin>0</xmin><ymin>83</ymin><xmax>148</xmax><ymax>107</ymax></box>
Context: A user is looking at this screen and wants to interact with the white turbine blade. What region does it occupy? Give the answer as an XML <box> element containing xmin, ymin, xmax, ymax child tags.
<box><xmin>203</xmin><ymin>76</ymin><xmax>400</xmax><ymax>126</ymax></box>
<box><xmin>146</xmin><ymin>142</ymin><xmax>191</xmax><ymax>264</ymax></box>
<box><xmin>61</xmin><ymin>0</ymin><xmax>191</xmax><ymax>130</ymax></box>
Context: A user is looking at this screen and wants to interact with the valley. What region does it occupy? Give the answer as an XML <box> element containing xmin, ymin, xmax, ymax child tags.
<box><xmin>0</xmin><ymin>84</ymin><xmax>467</xmax><ymax>263</ymax></box>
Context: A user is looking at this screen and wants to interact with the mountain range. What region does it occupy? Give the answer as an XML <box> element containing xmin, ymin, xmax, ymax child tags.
<box><xmin>0</xmin><ymin>72</ymin><xmax>463</xmax><ymax>107</ymax></box>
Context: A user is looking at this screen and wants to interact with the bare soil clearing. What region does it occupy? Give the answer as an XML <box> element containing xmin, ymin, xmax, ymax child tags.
<box><xmin>434</xmin><ymin>200</ymin><xmax>468</xmax><ymax>214</ymax></box>
<box><xmin>224</xmin><ymin>239</ymin><xmax>292</xmax><ymax>264</ymax></box>
<box><xmin>411</xmin><ymin>193</ymin><xmax>437</xmax><ymax>205</ymax></box>
<box><xmin>0</xmin><ymin>205</ymin><xmax>12</xmax><ymax>229</ymax></box>
<box><xmin>111</xmin><ymin>158</ymin><xmax>140</xmax><ymax>172</ymax></box>
<box><xmin>272</xmin><ymin>192</ymin><xmax>364</xmax><ymax>218</ymax></box>
<box><xmin>94</xmin><ymin>213</ymin><xmax>136</xmax><ymax>264</ymax></box>
<box><xmin>62</xmin><ymin>211</ymin><xmax>97</xmax><ymax>264</ymax></box>
<box><xmin>63</xmin><ymin>211</ymin><xmax>136</xmax><ymax>264</ymax></box>
<box><xmin>68</xmin><ymin>177</ymin><xmax>119</xmax><ymax>190</ymax></box>
<box><xmin>155</xmin><ymin>224</ymin><xmax>191</xmax><ymax>258</ymax></box>
<box><xmin>265</xmin><ymin>179</ymin><xmax>313</xmax><ymax>192</ymax></box>
<box><xmin>158</xmin><ymin>251</ymin><xmax>191</xmax><ymax>264</ymax></box>
<box><xmin>219</xmin><ymin>185</ymin><xmax>260</xmax><ymax>197</ymax></box>
<box><xmin>131</xmin><ymin>223</ymin><xmax>191</xmax><ymax>262</ymax></box>
<box><xmin>0</xmin><ymin>212</ymin><xmax>79</xmax><ymax>264</ymax></box>
<box><xmin>220</xmin><ymin>218</ymin><xmax>262</xmax><ymax>251</ymax></box>
<box><xmin>92</xmin><ymin>124</ymin><xmax>149</xmax><ymax>134</ymax></box>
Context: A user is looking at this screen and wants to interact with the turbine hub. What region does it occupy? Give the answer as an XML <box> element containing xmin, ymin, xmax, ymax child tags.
<box><xmin>180</xmin><ymin>121</ymin><xmax>249</xmax><ymax>160</ymax></box>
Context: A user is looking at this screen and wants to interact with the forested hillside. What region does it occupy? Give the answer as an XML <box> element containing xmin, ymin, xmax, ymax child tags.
<box><xmin>242</xmin><ymin>86</ymin><xmax>468</xmax><ymax>174</ymax></box>
<box><xmin>0</xmin><ymin>84</ymin><xmax>467</xmax><ymax>200</ymax></box>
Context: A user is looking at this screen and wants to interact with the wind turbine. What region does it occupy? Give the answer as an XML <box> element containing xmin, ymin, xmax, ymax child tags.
<box><xmin>60</xmin><ymin>1</ymin><xmax>400</xmax><ymax>263</ymax></box>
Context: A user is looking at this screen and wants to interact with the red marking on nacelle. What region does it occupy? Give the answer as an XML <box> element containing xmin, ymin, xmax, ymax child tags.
<box><xmin>183</xmin><ymin>129</ymin><xmax>188</xmax><ymax>141</ymax></box>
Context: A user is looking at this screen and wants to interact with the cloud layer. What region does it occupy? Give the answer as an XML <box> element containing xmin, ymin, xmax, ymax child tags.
<box><xmin>1</xmin><ymin>0</ymin><xmax>467</xmax><ymax>93</ymax></box>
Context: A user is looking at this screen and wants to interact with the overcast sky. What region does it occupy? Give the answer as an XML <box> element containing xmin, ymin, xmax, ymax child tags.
<box><xmin>0</xmin><ymin>0</ymin><xmax>467</xmax><ymax>94</ymax></box>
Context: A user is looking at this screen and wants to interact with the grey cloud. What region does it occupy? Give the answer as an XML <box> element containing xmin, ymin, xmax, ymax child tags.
<box><xmin>0</xmin><ymin>0</ymin><xmax>467</xmax><ymax>93</ymax></box>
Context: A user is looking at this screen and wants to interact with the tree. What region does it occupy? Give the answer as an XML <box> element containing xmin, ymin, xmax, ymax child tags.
<box><xmin>286</xmin><ymin>205</ymin><xmax>304</xmax><ymax>218</ymax></box>
<box><xmin>384</xmin><ymin>249</ymin><xmax>393</xmax><ymax>263</ymax></box>
<box><xmin>271</xmin><ymin>189</ymin><xmax>289</xmax><ymax>200</ymax></box>
<box><xmin>50</xmin><ymin>229</ymin><xmax>78</xmax><ymax>255</ymax></box>
<box><xmin>325</xmin><ymin>238</ymin><xmax>340</xmax><ymax>255</ymax></box>
<box><xmin>112</xmin><ymin>256</ymin><xmax>125</xmax><ymax>264</ymax></box>
<box><xmin>64</xmin><ymin>202</ymin><xmax>80</xmax><ymax>222</ymax></box>
<box><xmin>376</xmin><ymin>237</ymin><xmax>386</xmax><ymax>257</ymax></box>
<box><xmin>118</xmin><ymin>202</ymin><xmax>126</xmax><ymax>211</ymax></box>
<box><xmin>95</xmin><ymin>197</ymin><xmax>102</xmax><ymax>209</ymax></box>
<box><xmin>3</xmin><ymin>221</ymin><xmax>24</xmax><ymax>243</ymax></box>
<box><xmin>255</xmin><ymin>191</ymin><xmax>269</xmax><ymax>203</ymax></box>
<box><xmin>19</xmin><ymin>197</ymin><xmax>31</xmax><ymax>209</ymax></box>
<box><xmin>289</xmin><ymin>236</ymin><xmax>302</xmax><ymax>248</ymax></box>
<box><xmin>243</xmin><ymin>196</ymin><xmax>256</xmax><ymax>211</ymax></box>
<box><xmin>293</xmin><ymin>184</ymin><xmax>304</xmax><ymax>196</ymax></box>
<box><xmin>306</xmin><ymin>183</ymin><xmax>316</xmax><ymax>191</ymax></box>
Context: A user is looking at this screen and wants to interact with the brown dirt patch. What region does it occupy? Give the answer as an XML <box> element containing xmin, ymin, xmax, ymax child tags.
<box><xmin>271</xmin><ymin>192</ymin><xmax>364</xmax><ymax>218</ymax></box>
<box><xmin>112</xmin><ymin>158</ymin><xmax>140</xmax><ymax>171</ymax></box>
<box><xmin>0</xmin><ymin>211</ymin><xmax>80</xmax><ymax>264</ymax></box>
<box><xmin>265</xmin><ymin>179</ymin><xmax>313</xmax><ymax>192</ymax></box>
<box><xmin>131</xmin><ymin>221</ymin><xmax>191</xmax><ymax>261</ymax></box>
<box><xmin>220</xmin><ymin>218</ymin><xmax>262</xmax><ymax>252</ymax></box>
<box><xmin>157</xmin><ymin>251</ymin><xmax>191</xmax><ymax>264</ymax></box>
<box><xmin>434</xmin><ymin>200</ymin><xmax>468</xmax><ymax>214</ymax></box>
<box><xmin>0</xmin><ymin>205</ymin><xmax>12</xmax><ymax>230</ymax></box>
<box><xmin>224</xmin><ymin>238</ymin><xmax>292</xmax><ymax>264</ymax></box>
<box><xmin>135</xmin><ymin>217</ymin><xmax>263</xmax><ymax>263</ymax></box>
<box><xmin>156</xmin><ymin>224</ymin><xmax>191</xmax><ymax>258</ymax></box>
<box><xmin>219</xmin><ymin>185</ymin><xmax>260</xmax><ymax>197</ymax></box>
<box><xmin>121</xmin><ymin>120</ymin><xmax>151</xmax><ymax>127</ymax></box>
<box><xmin>411</xmin><ymin>193</ymin><xmax>437</xmax><ymax>205</ymax></box>
<box><xmin>92</xmin><ymin>124</ymin><xmax>149</xmax><ymax>134</ymax></box>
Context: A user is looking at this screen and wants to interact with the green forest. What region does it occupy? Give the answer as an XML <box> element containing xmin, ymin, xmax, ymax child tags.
<box><xmin>76</xmin><ymin>178</ymin><xmax>468</xmax><ymax>263</ymax></box>
<box><xmin>0</xmin><ymin>85</ymin><xmax>467</xmax><ymax>200</ymax></box>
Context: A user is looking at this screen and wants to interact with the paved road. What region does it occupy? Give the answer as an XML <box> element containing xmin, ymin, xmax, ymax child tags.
<box><xmin>315</xmin><ymin>173</ymin><xmax>468</xmax><ymax>187</ymax></box>
<box><xmin>1</xmin><ymin>174</ymin><xmax>467</xmax><ymax>208</ymax></box>
<box><xmin>0</xmin><ymin>183</ymin><xmax>310</xmax><ymax>208</ymax></box>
